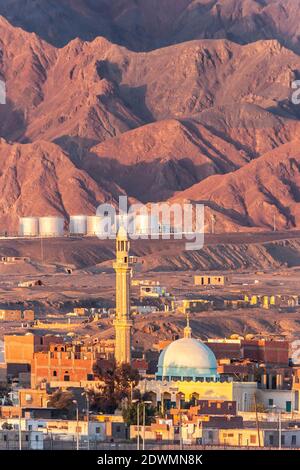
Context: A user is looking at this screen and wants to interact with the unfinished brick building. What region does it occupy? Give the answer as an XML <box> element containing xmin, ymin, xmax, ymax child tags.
<box><xmin>31</xmin><ymin>343</ymin><xmax>102</xmax><ymax>387</ymax></box>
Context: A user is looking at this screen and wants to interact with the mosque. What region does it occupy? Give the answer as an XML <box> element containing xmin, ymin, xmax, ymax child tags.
<box><xmin>113</xmin><ymin>228</ymin><xmax>257</xmax><ymax>412</ymax></box>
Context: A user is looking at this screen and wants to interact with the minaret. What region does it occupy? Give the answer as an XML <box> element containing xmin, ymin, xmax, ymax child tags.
<box><xmin>113</xmin><ymin>226</ymin><xmax>133</xmax><ymax>364</ymax></box>
<box><xmin>184</xmin><ymin>312</ymin><xmax>192</xmax><ymax>339</ymax></box>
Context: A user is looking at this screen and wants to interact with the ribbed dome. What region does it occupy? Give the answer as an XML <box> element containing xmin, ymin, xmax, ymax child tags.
<box><xmin>156</xmin><ymin>338</ymin><xmax>218</xmax><ymax>381</ymax></box>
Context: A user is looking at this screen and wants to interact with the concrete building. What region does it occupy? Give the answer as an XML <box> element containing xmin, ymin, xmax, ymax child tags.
<box><xmin>218</xmin><ymin>428</ymin><xmax>263</xmax><ymax>447</ymax></box>
<box><xmin>130</xmin><ymin>422</ymin><xmax>175</xmax><ymax>442</ymax></box>
<box><xmin>31</xmin><ymin>343</ymin><xmax>100</xmax><ymax>388</ymax></box>
<box><xmin>0</xmin><ymin>309</ymin><xmax>34</xmax><ymax>322</ymax></box>
<box><xmin>140</xmin><ymin>285</ymin><xmax>168</xmax><ymax>299</ymax></box>
<box><xmin>194</xmin><ymin>275</ymin><xmax>229</xmax><ymax>287</ymax></box>
<box><xmin>26</xmin><ymin>418</ymin><xmax>106</xmax><ymax>441</ymax></box>
<box><xmin>256</xmin><ymin>389</ymin><xmax>294</xmax><ymax>412</ymax></box>
<box><xmin>18</xmin><ymin>388</ymin><xmax>51</xmax><ymax>408</ymax></box>
<box><xmin>0</xmin><ymin>430</ymin><xmax>44</xmax><ymax>450</ymax></box>
<box><xmin>4</xmin><ymin>334</ymin><xmax>65</xmax><ymax>385</ymax></box>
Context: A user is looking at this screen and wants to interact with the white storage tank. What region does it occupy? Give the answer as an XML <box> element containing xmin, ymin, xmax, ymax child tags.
<box><xmin>39</xmin><ymin>216</ymin><xmax>65</xmax><ymax>237</ymax></box>
<box><xmin>19</xmin><ymin>217</ymin><xmax>39</xmax><ymax>237</ymax></box>
<box><xmin>69</xmin><ymin>215</ymin><xmax>87</xmax><ymax>235</ymax></box>
<box><xmin>87</xmin><ymin>216</ymin><xmax>104</xmax><ymax>236</ymax></box>
<box><xmin>133</xmin><ymin>214</ymin><xmax>160</xmax><ymax>235</ymax></box>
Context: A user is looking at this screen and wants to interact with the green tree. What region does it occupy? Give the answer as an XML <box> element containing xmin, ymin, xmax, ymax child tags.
<box><xmin>122</xmin><ymin>402</ymin><xmax>156</xmax><ymax>427</ymax></box>
<box><xmin>2</xmin><ymin>422</ymin><xmax>13</xmax><ymax>430</ymax></box>
<box><xmin>48</xmin><ymin>389</ymin><xmax>75</xmax><ymax>417</ymax></box>
<box><xmin>91</xmin><ymin>361</ymin><xmax>140</xmax><ymax>413</ymax></box>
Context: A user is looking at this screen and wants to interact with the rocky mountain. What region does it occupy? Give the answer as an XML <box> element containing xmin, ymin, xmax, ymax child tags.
<box><xmin>171</xmin><ymin>141</ymin><xmax>300</xmax><ymax>231</ymax></box>
<box><xmin>1</xmin><ymin>4</ymin><xmax>300</xmax><ymax>232</ymax></box>
<box><xmin>1</xmin><ymin>0</ymin><xmax>300</xmax><ymax>53</ymax></box>
<box><xmin>0</xmin><ymin>138</ymin><xmax>125</xmax><ymax>231</ymax></box>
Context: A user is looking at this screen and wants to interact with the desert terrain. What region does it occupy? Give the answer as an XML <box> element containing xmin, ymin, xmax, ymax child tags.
<box><xmin>1</xmin><ymin>231</ymin><xmax>300</xmax><ymax>347</ymax></box>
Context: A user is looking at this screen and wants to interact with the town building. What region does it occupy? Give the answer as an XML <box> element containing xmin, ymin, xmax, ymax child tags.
<box><xmin>194</xmin><ymin>275</ymin><xmax>229</xmax><ymax>287</ymax></box>
<box><xmin>0</xmin><ymin>430</ymin><xmax>44</xmax><ymax>450</ymax></box>
<box><xmin>31</xmin><ymin>343</ymin><xmax>101</xmax><ymax>388</ymax></box>
<box><xmin>0</xmin><ymin>309</ymin><xmax>34</xmax><ymax>322</ymax></box>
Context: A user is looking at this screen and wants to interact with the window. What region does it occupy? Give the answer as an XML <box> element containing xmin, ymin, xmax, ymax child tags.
<box><xmin>53</xmin><ymin>371</ymin><xmax>57</xmax><ymax>377</ymax></box>
<box><xmin>292</xmin><ymin>435</ymin><xmax>296</xmax><ymax>446</ymax></box>
<box><xmin>250</xmin><ymin>435</ymin><xmax>256</xmax><ymax>444</ymax></box>
<box><xmin>96</xmin><ymin>427</ymin><xmax>101</xmax><ymax>434</ymax></box>
<box><xmin>281</xmin><ymin>435</ymin><xmax>285</xmax><ymax>446</ymax></box>
<box><xmin>268</xmin><ymin>399</ymin><xmax>274</xmax><ymax>407</ymax></box>
<box><xmin>269</xmin><ymin>435</ymin><xmax>274</xmax><ymax>446</ymax></box>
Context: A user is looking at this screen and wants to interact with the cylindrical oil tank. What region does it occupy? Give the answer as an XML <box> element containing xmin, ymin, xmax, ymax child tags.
<box><xmin>69</xmin><ymin>215</ymin><xmax>87</xmax><ymax>235</ymax></box>
<box><xmin>133</xmin><ymin>214</ymin><xmax>159</xmax><ymax>235</ymax></box>
<box><xmin>39</xmin><ymin>216</ymin><xmax>65</xmax><ymax>237</ymax></box>
<box><xmin>87</xmin><ymin>216</ymin><xmax>104</xmax><ymax>236</ymax></box>
<box><xmin>19</xmin><ymin>217</ymin><xmax>39</xmax><ymax>237</ymax></box>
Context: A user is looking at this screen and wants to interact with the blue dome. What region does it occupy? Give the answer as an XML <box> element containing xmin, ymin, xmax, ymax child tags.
<box><xmin>156</xmin><ymin>338</ymin><xmax>218</xmax><ymax>381</ymax></box>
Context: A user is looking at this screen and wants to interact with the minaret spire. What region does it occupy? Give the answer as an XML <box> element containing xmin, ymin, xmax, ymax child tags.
<box><xmin>113</xmin><ymin>226</ymin><xmax>133</xmax><ymax>364</ymax></box>
<box><xmin>184</xmin><ymin>312</ymin><xmax>192</xmax><ymax>339</ymax></box>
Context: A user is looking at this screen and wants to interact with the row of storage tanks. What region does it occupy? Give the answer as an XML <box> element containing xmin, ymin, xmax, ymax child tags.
<box><xmin>19</xmin><ymin>215</ymin><xmax>162</xmax><ymax>237</ymax></box>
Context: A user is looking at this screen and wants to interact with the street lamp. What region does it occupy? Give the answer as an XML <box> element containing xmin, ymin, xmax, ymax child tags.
<box><xmin>18</xmin><ymin>411</ymin><xmax>22</xmax><ymax>451</ymax></box>
<box><xmin>132</xmin><ymin>399</ymin><xmax>140</xmax><ymax>450</ymax></box>
<box><xmin>132</xmin><ymin>399</ymin><xmax>152</xmax><ymax>450</ymax></box>
<box><xmin>270</xmin><ymin>405</ymin><xmax>282</xmax><ymax>449</ymax></box>
<box><xmin>82</xmin><ymin>391</ymin><xmax>90</xmax><ymax>450</ymax></box>
<box><xmin>73</xmin><ymin>400</ymin><xmax>79</xmax><ymax>451</ymax></box>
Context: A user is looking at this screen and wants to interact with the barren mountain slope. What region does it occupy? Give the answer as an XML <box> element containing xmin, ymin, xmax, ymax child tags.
<box><xmin>171</xmin><ymin>140</ymin><xmax>300</xmax><ymax>231</ymax></box>
<box><xmin>1</xmin><ymin>0</ymin><xmax>300</xmax><ymax>53</ymax></box>
<box><xmin>1</xmin><ymin>13</ymin><xmax>300</xmax><ymax>231</ymax></box>
<box><xmin>0</xmin><ymin>139</ymin><xmax>123</xmax><ymax>231</ymax></box>
<box><xmin>2</xmin><ymin>15</ymin><xmax>300</xmax><ymax>148</ymax></box>
<box><xmin>87</xmin><ymin>107</ymin><xmax>300</xmax><ymax>202</ymax></box>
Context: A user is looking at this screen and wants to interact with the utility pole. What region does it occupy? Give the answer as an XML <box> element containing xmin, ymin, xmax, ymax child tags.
<box><xmin>82</xmin><ymin>391</ymin><xmax>90</xmax><ymax>451</ymax></box>
<box><xmin>18</xmin><ymin>413</ymin><xmax>22</xmax><ymax>451</ymax></box>
<box><xmin>278</xmin><ymin>410</ymin><xmax>282</xmax><ymax>450</ymax></box>
<box><xmin>142</xmin><ymin>401</ymin><xmax>152</xmax><ymax>451</ymax></box>
<box><xmin>254</xmin><ymin>393</ymin><xmax>261</xmax><ymax>448</ymax></box>
<box><xmin>40</xmin><ymin>235</ymin><xmax>44</xmax><ymax>263</ymax></box>
<box><xmin>179</xmin><ymin>411</ymin><xmax>183</xmax><ymax>450</ymax></box>
<box><xmin>132</xmin><ymin>400</ymin><xmax>140</xmax><ymax>450</ymax></box>
<box><xmin>73</xmin><ymin>400</ymin><xmax>79</xmax><ymax>451</ymax></box>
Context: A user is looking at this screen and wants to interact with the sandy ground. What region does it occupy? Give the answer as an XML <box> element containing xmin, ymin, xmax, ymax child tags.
<box><xmin>0</xmin><ymin>232</ymin><xmax>300</xmax><ymax>346</ymax></box>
